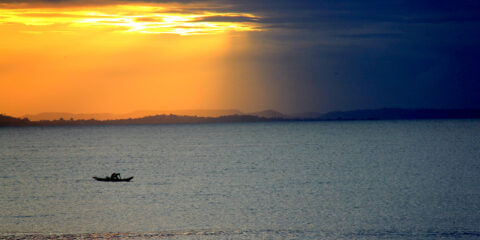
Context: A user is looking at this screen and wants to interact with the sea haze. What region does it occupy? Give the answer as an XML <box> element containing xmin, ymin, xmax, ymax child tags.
<box><xmin>1</xmin><ymin>120</ymin><xmax>480</xmax><ymax>239</ymax></box>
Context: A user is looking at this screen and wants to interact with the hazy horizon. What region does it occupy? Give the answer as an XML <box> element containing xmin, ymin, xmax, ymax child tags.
<box><xmin>10</xmin><ymin>108</ymin><xmax>290</xmax><ymax>120</ymax></box>
<box><xmin>2</xmin><ymin>107</ymin><xmax>478</xmax><ymax>122</ymax></box>
<box><xmin>19</xmin><ymin>109</ymin><xmax>246</xmax><ymax>120</ymax></box>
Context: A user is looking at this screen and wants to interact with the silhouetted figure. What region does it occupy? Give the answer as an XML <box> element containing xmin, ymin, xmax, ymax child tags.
<box><xmin>111</xmin><ymin>173</ymin><xmax>120</xmax><ymax>180</ymax></box>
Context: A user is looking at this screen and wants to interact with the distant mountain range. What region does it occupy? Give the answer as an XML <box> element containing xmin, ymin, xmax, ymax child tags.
<box><xmin>249</xmin><ymin>109</ymin><xmax>292</xmax><ymax>119</ymax></box>
<box><xmin>22</xmin><ymin>109</ymin><xmax>295</xmax><ymax>121</ymax></box>
<box><xmin>317</xmin><ymin>108</ymin><xmax>480</xmax><ymax>120</ymax></box>
<box><xmin>2</xmin><ymin>108</ymin><xmax>480</xmax><ymax>127</ymax></box>
<box><xmin>23</xmin><ymin>109</ymin><xmax>242</xmax><ymax>121</ymax></box>
<box><xmin>245</xmin><ymin>108</ymin><xmax>480</xmax><ymax>120</ymax></box>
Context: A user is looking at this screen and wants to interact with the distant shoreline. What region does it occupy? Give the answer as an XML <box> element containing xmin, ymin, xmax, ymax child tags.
<box><xmin>1</xmin><ymin>108</ymin><xmax>480</xmax><ymax>127</ymax></box>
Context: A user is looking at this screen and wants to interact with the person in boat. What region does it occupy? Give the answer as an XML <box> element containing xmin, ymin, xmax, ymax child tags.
<box><xmin>110</xmin><ymin>173</ymin><xmax>121</xmax><ymax>180</ymax></box>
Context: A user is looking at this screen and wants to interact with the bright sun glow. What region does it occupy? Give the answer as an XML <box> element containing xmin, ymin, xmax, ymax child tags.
<box><xmin>0</xmin><ymin>4</ymin><xmax>262</xmax><ymax>35</ymax></box>
<box><xmin>0</xmin><ymin>2</ymin><xmax>267</xmax><ymax>117</ymax></box>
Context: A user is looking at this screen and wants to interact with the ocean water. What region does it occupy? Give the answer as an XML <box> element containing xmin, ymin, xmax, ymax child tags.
<box><xmin>1</xmin><ymin>120</ymin><xmax>479</xmax><ymax>239</ymax></box>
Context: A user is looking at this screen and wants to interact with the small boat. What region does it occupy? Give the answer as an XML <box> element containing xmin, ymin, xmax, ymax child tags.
<box><xmin>93</xmin><ymin>176</ymin><xmax>134</xmax><ymax>182</ymax></box>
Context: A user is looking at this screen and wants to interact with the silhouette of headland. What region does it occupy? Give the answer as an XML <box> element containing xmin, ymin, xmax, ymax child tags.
<box><xmin>1</xmin><ymin>108</ymin><xmax>480</xmax><ymax>127</ymax></box>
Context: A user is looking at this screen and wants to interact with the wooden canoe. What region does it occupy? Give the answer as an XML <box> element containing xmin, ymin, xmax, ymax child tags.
<box><xmin>93</xmin><ymin>176</ymin><xmax>134</xmax><ymax>182</ymax></box>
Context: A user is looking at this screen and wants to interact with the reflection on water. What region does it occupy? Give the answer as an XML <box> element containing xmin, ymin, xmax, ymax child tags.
<box><xmin>1</xmin><ymin>120</ymin><xmax>480</xmax><ymax>239</ymax></box>
<box><xmin>2</xmin><ymin>228</ymin><xmax>480</xmax><ymax>240</ymax></box>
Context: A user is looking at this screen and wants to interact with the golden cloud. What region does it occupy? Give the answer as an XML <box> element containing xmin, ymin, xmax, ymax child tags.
<box><xmin>0</xmin><ymin>2</ymin><xmax>263</xmax><ymax>35</ymax></box>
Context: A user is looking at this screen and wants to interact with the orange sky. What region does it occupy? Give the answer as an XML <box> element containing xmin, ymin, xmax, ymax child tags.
<box><xmin>0</xmin><ymin>1</ymin><xmax>270</xmax><ymax>117</ymax></box>
<box><xmin>3</xmin><ymin>1</ymin><xmax>478</xmax><ymax>117</ymax></box>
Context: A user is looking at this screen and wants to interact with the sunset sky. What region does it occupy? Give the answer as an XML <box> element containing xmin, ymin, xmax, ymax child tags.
<box><xmin>1</xmin><ymin>0</ymin><xmax>479</xmax><ymax>117</ymax></box>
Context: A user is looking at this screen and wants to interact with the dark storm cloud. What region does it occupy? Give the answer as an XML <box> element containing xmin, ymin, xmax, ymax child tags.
<box><xmin>334</xmin><ymin>33</ymin><xmax>403</xmax><ymax>39</ymax></box>
<box><xmin>7</xmin><ymin>0</ymin><xmax>480</xmax><ymax>27</ymax></box>
<box><xmin>211</xmin><ymin>0</ymin><xmax>480</xmax><ymax>112</ymax></box>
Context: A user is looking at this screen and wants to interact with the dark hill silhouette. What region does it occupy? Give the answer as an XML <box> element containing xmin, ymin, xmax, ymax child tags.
<box><xmin>23</xmin><ymin>109</ymin><xmax>243</xmax><ymax>121</ymax></box>
<box><xmin>2</xmin><ymin>108</ymin><xmax>480</xmax><ymax>127</ymax></box>
<box><xmin>249</xmin><ymin>109</ymin><xmax>292</xmax><ymax>119</ymax></box>
<box><xmin>0</xmin><ymin>114</ymin><xmax>280</xmax><ymax>126</ymax></box>
<box><xmin>0</xmin><ymin>114</ymin><xmax>31</xmax><ymax>126</ymax></box>
<box><xmin>291</xmin><ymin>111</ymin><xmax>323</xmax><ymax>119</ymax></box>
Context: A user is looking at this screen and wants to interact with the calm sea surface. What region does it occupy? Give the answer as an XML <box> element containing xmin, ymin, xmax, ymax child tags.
<box><xmin>1</xmin><ymin>120</ymin><xmax>480</xmax><ymax>239</ymax></box>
